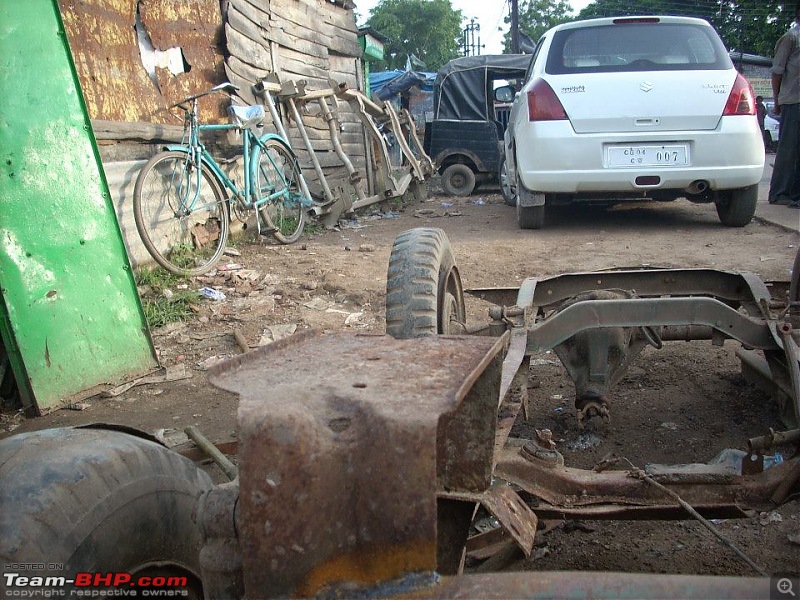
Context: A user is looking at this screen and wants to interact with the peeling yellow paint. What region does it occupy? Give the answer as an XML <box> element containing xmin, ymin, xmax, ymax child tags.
<box><xmin>57</xmin><ymin>0</ymin><xmax>226</xmax><ymax>122</ymax></box>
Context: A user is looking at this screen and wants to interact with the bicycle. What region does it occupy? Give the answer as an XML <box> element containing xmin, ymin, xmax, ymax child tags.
<box><xmin>133</xmin><ymin>82</ymin><xmax>311</xmax><ymax>276</ymax></box>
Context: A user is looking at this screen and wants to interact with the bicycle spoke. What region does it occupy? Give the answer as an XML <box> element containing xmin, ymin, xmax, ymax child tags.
<box><xmin>133</xmin><ymin>151</ymin><xmax>230</xmax><ymax>275</ymax></box>
<box><xmin>253</xmin><ymin>140</ymin><xmax>306</xmax><ymax>244</ymax></box>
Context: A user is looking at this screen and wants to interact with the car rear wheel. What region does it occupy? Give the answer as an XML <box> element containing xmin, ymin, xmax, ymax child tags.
<box><xmin>442</xmin><ymin>164</ymin><xmax>476</xmax><ymax>196</ymax></box>
<box><xmin>517</xmin><ymin>203</ymin><xmax>544</xmax><ymax>229</ymax></box>
<box><xmin>715</xmin><ymin>184</ymin><xmax>758</xmax><ymax>227</ymax></box>
<box><xmin>499</xmin><ymin>156</ymin><xmax>516</xmax><ymax>206</ymax></box>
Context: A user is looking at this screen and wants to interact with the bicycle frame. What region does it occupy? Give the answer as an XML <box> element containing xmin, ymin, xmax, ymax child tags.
<box><xmin>164</xmin><ymin>97</ymin><xmax>305</xmax><ymax>225</ymax></box>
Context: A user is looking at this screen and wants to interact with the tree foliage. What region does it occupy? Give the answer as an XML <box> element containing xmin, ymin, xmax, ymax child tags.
<box><xmin>577</xmin><ymin>0</ymin><xmax>794</xmax><ymax>56</ymax></box>
<box><xmin>365</xmin><ymin>0</ymin><xmax>463</xmax><ymax>71</ymax></box>
<box><xmin>503</xmin><ymin>0</ymin><xmax>575</xmax><ymax>51</ymax></box>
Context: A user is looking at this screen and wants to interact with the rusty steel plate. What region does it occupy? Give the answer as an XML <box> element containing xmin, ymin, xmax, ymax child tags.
<box><xmin>209</xmin><ymin>330</ymin><xmax>507</xmax><ymax>597</ymax></box>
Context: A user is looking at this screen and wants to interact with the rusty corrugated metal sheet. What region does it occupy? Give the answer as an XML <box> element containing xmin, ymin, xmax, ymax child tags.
<box><xmin>58</xmin><ymin>0</ymin><xmax>227</xmax><ymax>123</ymax></box>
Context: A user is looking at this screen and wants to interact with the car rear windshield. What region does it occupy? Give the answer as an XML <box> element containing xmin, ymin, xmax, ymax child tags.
<box><xmin>546</xmin><ymin>22</ymin><xmax>733</xmax><ymax>74</ymax></box>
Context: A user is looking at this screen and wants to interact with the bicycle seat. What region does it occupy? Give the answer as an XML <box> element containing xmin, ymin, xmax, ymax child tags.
<box><xmin>228</xmin><ymin>104</ymin><xmax>265</xmax><ymax>128</ymax></box>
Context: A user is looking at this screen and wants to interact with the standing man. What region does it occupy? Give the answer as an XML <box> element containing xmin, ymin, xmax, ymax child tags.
<box><xmin>769</xmin><ymin>2</ymin><xmax>800</xmax><ymax>208</ymax></box>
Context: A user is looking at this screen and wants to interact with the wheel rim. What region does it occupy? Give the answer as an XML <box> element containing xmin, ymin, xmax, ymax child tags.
<box><xmin>439</xmin><ymin>267</ymin><xmax>465</xmax><ymax>334</ymax></box>
<box><xmin>500</xmin><ymin>160</ymin><xmax>514</xmax><ymax>201</ymax></box>
<box><xmin>451</xmin><ymin>173</ymin><xmax>467</xmax><ymax>191</ymax></box>
<box><xmin>135</xmin><ymin>153</ymin><xmax>228</xmax><ymax>275</ymax></box>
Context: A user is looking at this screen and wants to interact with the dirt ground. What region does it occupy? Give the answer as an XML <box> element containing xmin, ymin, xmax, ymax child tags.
<box><xmin>3</xmin><ymin>179</ymin><xmax>800</xmax><ymax>581</ymax></box>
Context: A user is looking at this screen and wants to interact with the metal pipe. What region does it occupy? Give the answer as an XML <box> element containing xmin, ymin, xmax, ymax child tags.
<box><xmin>316</xmin><ymin>97</ymin><xmax>368</xmax><ymax>205</ymax></box>
<box><xmin>658</xmin><ymin>325</ymin><xmax>714</xmax><ymax>341</ymax></box>
<box><xmin>258</xmin><ymin>90</ymin><xmax>313</xmax><ymax>207</ymax></box>
<box><xmin>185</xmin><ymin>425</ymin><xmax>239</xmax><ymax>481</ymax></box>
<box><xmin>287</xmin><ymin>97</ymin><xmax>336</xmax><ymax>207</ymax></box>
<box><xmin>748</xmin><ymin>428</ymin><xmax>800</xmax><ymax>451</ymax></box>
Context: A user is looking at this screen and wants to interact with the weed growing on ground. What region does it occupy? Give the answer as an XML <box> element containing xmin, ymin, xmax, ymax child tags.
<box><xmin>135</xmin><ymin>268</ymin><xmax>199</xmax><ymax>329</ymax></box>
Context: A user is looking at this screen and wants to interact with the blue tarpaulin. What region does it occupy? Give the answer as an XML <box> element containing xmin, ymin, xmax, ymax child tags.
<box><xmin>370</xmin><ymin>69</ymin><xmax>435</xmax><ymax>101</ymax></box>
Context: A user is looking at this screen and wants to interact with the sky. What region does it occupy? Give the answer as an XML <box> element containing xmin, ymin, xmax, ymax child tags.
<box><xmin>355</xmin><ymin>0</ymin><xmax>592</xmax><ymax>55</ymax></box>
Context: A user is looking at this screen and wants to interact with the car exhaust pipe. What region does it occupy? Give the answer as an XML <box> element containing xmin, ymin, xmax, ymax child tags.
<box><xmin>686</xmin><ymin>180</ymin><xmax>709</xmax><ymax>195</ymax></box>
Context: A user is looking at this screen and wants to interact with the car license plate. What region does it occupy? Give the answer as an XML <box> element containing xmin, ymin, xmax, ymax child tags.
<box><xmin>607</xmin><ymin>144</ymin><xmax>688</xmax><ymax>168</ymax></box>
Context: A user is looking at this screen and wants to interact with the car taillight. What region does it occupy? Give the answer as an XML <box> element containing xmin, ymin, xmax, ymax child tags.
<box><xmin>723</xmin><ymin>74</ymin><xmax>756</xmax><ymax>116</ymax></box>
<box><xmin>527</xmin><ymin>79</ymin><xmax>568</xmax><ymax>121</ymax></box>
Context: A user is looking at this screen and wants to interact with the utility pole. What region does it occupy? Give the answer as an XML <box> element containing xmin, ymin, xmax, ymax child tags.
<box><xmin>511</xmin><ymin>0</ymin><xmax>520</xmax><ymax>54</ymax></box>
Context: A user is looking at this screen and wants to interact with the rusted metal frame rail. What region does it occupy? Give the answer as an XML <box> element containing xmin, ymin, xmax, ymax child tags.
<box><xmin>468</xmin><ymin>268</ymin><xmax>783</xmax><ymax>361</ymax></box>
<box><xmin>469</xmin><ymin>268</ymin><xmax>774</xmax><ymax>317</ymax></box>
<box><xmin>268</xmin><ymin>77</ymin><xmax>339</xmax><ymax>211</ymax></box>
<box><xmin>495</xmin><ymin>449</ymin><xmax>793</xmax><ymax>520</ymax></box>
<box><xmin>316</xmin><ymin>94</ymin><xmax>369</xmax><ymax>208</ymax></box>
<box><xmin>342</xmin><ymin>95</ymin><xmax>416</xmax><ymax>212</ymax></box>
<box><xmin>524</xmin><ymin>296</ymin><xmax>775</xmax><ymax>352</ymax></box>
<box><xmin>334</xmin><ymin>87</ymin><xmax>424</xmax><ymax>180</ymax></box>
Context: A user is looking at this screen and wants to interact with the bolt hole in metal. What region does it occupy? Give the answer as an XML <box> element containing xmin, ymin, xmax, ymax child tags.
<box><xmin>328</xmin><ymin>417</ymin><xmax>352</xmax><ymax>432</ymax></box>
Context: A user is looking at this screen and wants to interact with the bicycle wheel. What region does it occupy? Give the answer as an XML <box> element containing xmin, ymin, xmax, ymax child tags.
<box><xmin>133</xmin><ymin>151</ymin><xmax>230</xmax><ymax>276</ymax></box>
<box><xmin>252</xmin><ymin>139</ymin><xmax>306</xmax><ymax>244</ymax></box>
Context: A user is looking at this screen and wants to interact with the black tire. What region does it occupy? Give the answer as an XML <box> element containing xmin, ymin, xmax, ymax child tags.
<box><xmin>499</xmin><ymin>155</ymin><xmax>516</xmax><ymax>206</ymax></box>
<box><xmin>715</xmin><ymin>184</ymin><xmax>758</xmax><ymax>227</ymax></box>
<box><xmin>517</xmin><ymin>202</ymin><xmax>544</xmax><ymax>229</ymax></box>
<box><xmin>133</xmin><ymin>151</ymin><xmax>230</xmax><ymax>276</ymax></box>
<box><xmin>442</xmin><ymin>164</ymin><xmax>476</xmax><ymax>197</ymax></box>
<box><xmin>0</xmin><ymin>427</ymin><xmax>212</xmax><ymax>595</ymax></box>
<box><xmin>253</xmin><ymin>138</ymin><xmax>306</xmax><ymax>244</ymax></box>
<box><xmin>386</xmin><ymin>228</ymin><xmax>466</xmax><ymax>338</ymax></box>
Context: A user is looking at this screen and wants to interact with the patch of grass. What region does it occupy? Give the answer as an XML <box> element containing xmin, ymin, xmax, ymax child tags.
<box><xmin>142</xmin><ymin>292</ymin><xmax>199</xmax><ymax>328</ymax></box>
<box><xmin>303</xmin><ymin>220</ymin><xmax>324</xmax><ymax>236</ymax></box>
<box><xmin>136</xmin><ymin>268</ymin><xmax>199</xmax><ymax>329</ymax></box>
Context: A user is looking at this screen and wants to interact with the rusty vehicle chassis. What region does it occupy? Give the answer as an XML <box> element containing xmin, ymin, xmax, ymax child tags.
<box><xmin>197</xmin><ymin>263</ymin><xmax>798</xmax><ymax>597</ymax></box>
<box><xmin>473</xmin><ymin>266</ymin><xmax>800</xmax><ymax>513</ymax></box>
<box><xmin>472</xmin><ymin>266</ymin><xmax>799</xmax><ymax>422</ymax></box>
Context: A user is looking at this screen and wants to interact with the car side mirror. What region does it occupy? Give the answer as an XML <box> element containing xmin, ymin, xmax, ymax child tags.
<box><xmin>494</xmin><ymin>85</ymin><xmax>516</xmax><ymax>103</ymax></box>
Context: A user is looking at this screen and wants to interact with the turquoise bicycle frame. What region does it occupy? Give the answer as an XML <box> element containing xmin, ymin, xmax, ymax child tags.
<box><xmin>164</xmin><ymin>126</ymin><xmax>304</xmax><ymax>213</ymax></box>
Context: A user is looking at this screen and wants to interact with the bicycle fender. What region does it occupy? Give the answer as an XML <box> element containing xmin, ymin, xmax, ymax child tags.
<box><xmin>255</xmin><ymin>133</ymin><xmax>295</xmax><ymax>153</ymax></box>
<box><xmin>163</xmin><ymin>144</ymin><xmax>190</xmax><ymax>154</ymax></box>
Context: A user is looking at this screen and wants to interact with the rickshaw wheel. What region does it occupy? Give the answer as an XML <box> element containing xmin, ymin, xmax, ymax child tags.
<box><xmin>442</xmin><ymin>164</ymin><xmax>476</xmax><ymax>196</ymax></box>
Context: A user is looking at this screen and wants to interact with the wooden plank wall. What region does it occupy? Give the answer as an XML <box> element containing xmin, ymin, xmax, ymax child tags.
<box><xmin>224</xmin><ymin>0</ymin><xmax>367</xmax><ymax>192</ymax></box>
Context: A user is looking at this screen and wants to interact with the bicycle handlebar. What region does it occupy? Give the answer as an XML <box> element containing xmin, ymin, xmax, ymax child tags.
<box><xmin>169</xmin><ymin>82</ymin><xmax>240</xmax><ymax>109</ymax></box>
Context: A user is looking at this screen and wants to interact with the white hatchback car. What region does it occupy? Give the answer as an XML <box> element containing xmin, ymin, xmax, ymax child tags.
<box><xmin>503</xmin><ymin>16</ymin><xmax>765</xmax><ymax>229</ymax></box>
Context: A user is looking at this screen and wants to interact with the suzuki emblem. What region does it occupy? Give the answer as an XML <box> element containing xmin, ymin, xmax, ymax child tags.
<box><xmin>640</xmin><ymin>81</ymin><xmax>653</xmax><ymax>92</ymax></box>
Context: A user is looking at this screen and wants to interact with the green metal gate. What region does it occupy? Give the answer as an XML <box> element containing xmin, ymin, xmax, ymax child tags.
<box><xmin>0</xmin><ymin>0</ymin><xmax>158</xmax><ymax>415</ymax></box>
